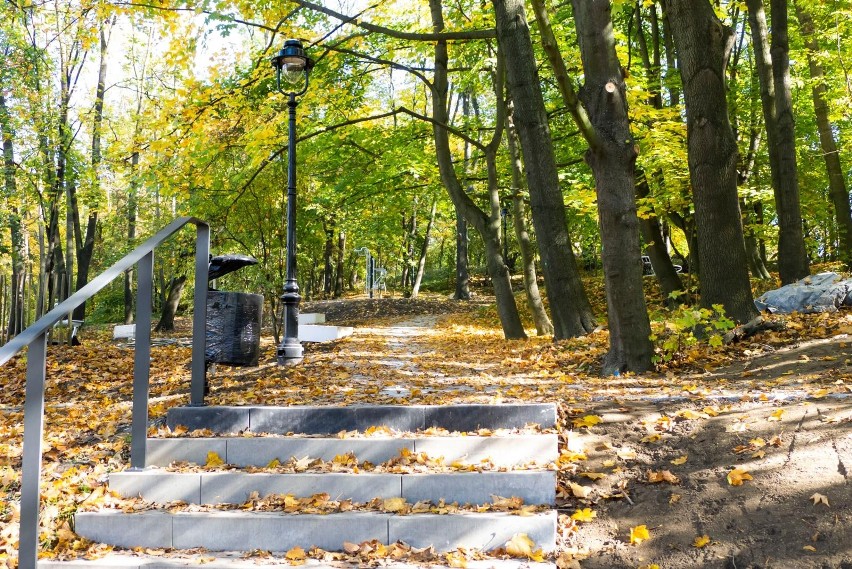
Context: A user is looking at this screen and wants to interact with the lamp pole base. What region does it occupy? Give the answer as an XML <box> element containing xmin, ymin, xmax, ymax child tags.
<box><xmin>277</xmin><ymin>342</ymin><xmax>304</xmax><ymax>365</ymax></box>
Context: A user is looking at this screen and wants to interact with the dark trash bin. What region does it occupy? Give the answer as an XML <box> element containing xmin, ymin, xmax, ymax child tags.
<box><xmin>205</xmin><ymin>254</ymin><xmax>263</xmax><ymax>367</ymax></box>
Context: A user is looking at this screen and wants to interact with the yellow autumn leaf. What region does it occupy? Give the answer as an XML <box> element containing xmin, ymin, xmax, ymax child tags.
<box><xmin>568</xmin><ymin>482</ymin><xmax>592</xmax><ymax>498</ymax></box>
<box><xmin>284</xmin><ymin>546</ymin><xmax>306</xmax><ymax>564</ymax></box>
<box><xmin>670</xmin><ymin>455</ymin><xmax>688</xmax><ymax>465</ymax></box>
<box><xmin>702</xmin><ymin>406</ymin><xmax>720</xmax><ymax>417</ymax></box>
<box><xmin>641</xmin><ymin>434</ymin><xmax>662</xmax><ymax>443</ymax></box>
<box><xmin>768</xmin><ymin>409</ymin><xmax>784</xmax><ymax>422</ymax></box>
<box><xmin>445</xmin><ymin>550</ymin><xmax>468</xmax><ymax>568</ymax></box>
<box><xmin>383</xmin><ymin>497</ymin><xmax>408</xmax><ymax>512</ymax></box>
<box><xmin>579</xmin><ymin>472</ymin><xmax>606</xmax><ymax>480</ymax></box>
<box><xmin>266</xmin><ymin>458</ymin><xmax>281</xmax><ymax>468</ymax></box>
<box><xmin>571</xmin><ymin>508</ymin><xmax>596</xmax><ymax>522</ymax></box>
<box><xmin>504</xmin><ymin>533</ymin><xmax>543</xmax><ymax>561</ymax></box>
<box><xmin>803</xmin><ymin>545</ymin><xmax>817</xmax><ymax>552</ymax></box>
<box><xmin>205</xmin><ymin>451</ymin><xmax>224</xmax><ymax>467</ymax></box>
<box><xmin>693</xmin><ymin>534</ymin><xmax>711</xmax><ymax>548</ymax></box>
<box><xmin>630</xmin><ymin>524</ymin><xmax>650</xmax><ymax>545</ymax></box>
<box><xmin>573</xmin><ymin>415</ymin><xmax>603</xmax><ymax>428</ymax></box>
<box><xmin>727</xmin><ymin>468</ymin><xmax>753</xmax><ymax>486</ymax></box>
<box><xmin>810</xmin><ymin>493</ymin><xmax>830</xmax><ymax>507</ymax></box>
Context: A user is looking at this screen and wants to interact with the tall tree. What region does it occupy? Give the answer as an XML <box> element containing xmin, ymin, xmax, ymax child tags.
<box><xmin>794</xmin><ymin>1</ymin><xmax>852</xmax><ymax>268</ymax></box>
<box><xmin>745</xmin><ymin>0</ymin><xmax>809</xmax><ymax>283</ymax></box>
<box><xmin>660</xmin><ymin>0</ymin><xmax>758</xmax><ymax>324</ymax></box>
<box><xmin>493</xmin><ymin>0</ymin><xmax>597</xmax><ymax>339</ymax></box>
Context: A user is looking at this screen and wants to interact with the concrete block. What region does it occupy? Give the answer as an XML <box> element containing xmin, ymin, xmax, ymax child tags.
<box><xmin>425</xmin><ymin>404</ymin><xmax>557</xmax><ymax>431</ymax></box>
<box><xmin>354</xmin><ymin>405</ymin><xmax>426</xmax><ymax>432</ymax></box>
<box><xmin>299</xmin><ymin>313</ymin><xmax>326</xmax><ymax>324</ymax></box>
<box><xmin>413</xmin><ymin>434</ymin><xmax>559</xmax><ymax>467</ymax></box>
<box><xmin>172</xmin><ymin>511</ymin><xmax>389</xmax><ymax>551</ymax></box>
<box><xmin>74</xmin><ymin>511</ymin><xmax>173</xmax><ymax>549</ymax></box>
<box><xmin>249</xmin><ymin>406</ymin><xmax>357</xmax><ymax>434</ymax></box>
<box><xmin>146</xmin><ymin>438</ymin><xmax>226</xmax><ymax>467</ymax></box>
<box><xmin>199</xmin><ymin>472</ymin><xmax>401</xmax><ymax>504</ymax></box>
<box><xmin>388</xmin><ymin>511</ymin><xmax>557</xmax><ymax>552</ymax></box>
<box><xmin>166</xmin><ymin>407</ymin><xmax>250</xmax><ymax>434</ymax></box>
<box><xmin>112</xmin><ymin>324</ymin><xmax>136</xmax><ymax>340</ymax></box>
<box><xmin>225</xmin><ymin>437</ymin><xmax>414</xmax><ymax>466</ymax></box>
<box><xmin>401</xmin><ymin>471</ymin><xmax>556</xmax><ymax>506</ymax></box>
<box><xmin>298</xmin><ymin>324</ymin><xmax>353</xmax><ymax>342</ymax></box>
<box><xmin>109</xmin><ymin>471</ymin><xmax>201</xmax><ymax>504</ymax></box>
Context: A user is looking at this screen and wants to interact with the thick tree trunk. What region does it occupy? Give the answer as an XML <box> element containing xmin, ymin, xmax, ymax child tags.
<box><xmin>661</xmin><ymin>0</ymin><xmax>758</xmax><ymax>324</ymax></box>
<box><xmin>155</xmin><ymin>275</ymin><xmax>186</xmax><ymax>332</ymax></box>
<box><xmin>795</xmin><ymin>2</ymin><xmax>852</xmax><ymax>268</ymax></box>
<box><xmin>746</xmin><ymin>0</ymin><xmax>809</xmax><ymax>283</ymax></box>
<box><xmin>454</xmin><ymin>211</ymin><xmax>470</xmax><ymax>299</ymax></box>
<box><xmin>323</xmin><ymin>224</ymin><xmax>334</xmax><ymax>296</ymax></box>
<box><xmin>506</xmin><ymin>103</ymin><xmax>553</xmax><ymax>336</ymax></box>
<box><xmin>0</xmin><ymin>91</ymin><xmax>27</xmax><ymax>336</ymax></box>
<box><xmin>429</xmin><ymin>0</ymin><xmax>526</xmax><ymax>339</ymax></box>
<box><xmin>572</xmin><ymin>0</ymin><xmax>653</xmax><ymax>374</ymax></box>
<box><xmin>411</xmin><ymin>198</ymin><xmax>437</xmax><ymax>299</ymax></box>
<box><xmin>494</xmin><ymin>0</ymin><xmax>596</xmax><ymax>339</ymax></box>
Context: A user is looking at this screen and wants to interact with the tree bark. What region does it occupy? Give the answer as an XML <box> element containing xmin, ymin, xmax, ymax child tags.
<box><xmin>334</xmin><ymin>230</ymin><xmax>346</xmax><ymax>298</ymax></box>
<box><xmin>636</xmin><ymin>173</ymin><xmax>685</xmax><ymax>302</ymax></box>
<box><xmin>506</xmin><ymin>101</ymin><xmax>553</xmax><ymax>336</ymax></box>
<box><xmin>429</xmin><ymin>0</ymin><xmax>526</xmax><ymax>339</ymax></box>
<box><xmin>746</xmin><ymin>0</ymin><xmax>809</xmax><ymax>283</ymax></box>
<box><xmin>795</xmin><ymin>1</ymin><xmax>852</xmax><ymax>268</ymax></box>
<box><xmin>660</xmin><ymin>0</ymin><xmax>758</xmax><ymax>324</ymax></box>
<box><xmin>571</xmin><ymin>0</ymin><xmax>653</xmax><ymax>374</ymax></box>
<box><xmin>411</xmin><ymin>198</ymin><xmax>437</xmax><ymax>298</ymax></box>
<box><xmin>494</xmin><ymin>0</ymin><xmax>597</xmax><ymax>339</ymax></box>
<box><xmin>155</xmin><ymin>275</ymin><xmax>186</xmax><ymax>331</ymax></box>
<box><xmin>454</xmin><ymin>211</ymin><xmax>470</xmax><ymax>299</ymax></box>
<box><xmin>125</xmin><ymin>150</ymin><xmax>139</xmax><ymax>324</ymax></box>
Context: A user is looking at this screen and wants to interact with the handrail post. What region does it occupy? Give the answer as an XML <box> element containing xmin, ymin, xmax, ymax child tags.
<box><xmin>19</xmin><ymin>332</ymin><xmax>48</xmax><ymax>569</ymax></box>
<box><xmin>190</xmin><ymin>223</ymin><xmax>210</xmax><ymax>405</ymax></box>
<box><xmin>130</xmin><ymin>252</ymin><xmax>154</xmax><ymax>469</ymax></box>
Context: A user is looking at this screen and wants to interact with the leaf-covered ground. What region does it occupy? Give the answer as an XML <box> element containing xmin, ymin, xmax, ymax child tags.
<box><xmin>1</xmin><ymin>293</ymin><xmax>851</xmax><ymax>568</ymax></box>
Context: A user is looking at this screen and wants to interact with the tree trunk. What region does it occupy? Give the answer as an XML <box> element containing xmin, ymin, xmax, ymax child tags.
<box><xmin>429</xmin><ymin>0</ymin><xmax>526</xmax><ymax>339</ymax></box>
<box><xmin>494</xmin><ymin>0</ymin><xmax>597</xmax><ymax>339</ymax></box>
<box><xmin>323</xmin><ymin>223</ymin><xmax>334</xmax><ymax>296</ymax></box>
<box><xmin>661</xmin><ymin>0</ymin><xmax>758</xmax><ymax>324</ymax></box>
<box><xmin>0</xmin><ymin>90</ymin><xmax>27</xmax><ymax>337</ymax></box>
<box><xmin>571</xmin><ymin>0</ymin><xmax>653</xmax><ymax>374</ymax></box>
<box><xmin>155</xmin><ymin>275</ymin><xmax>186</xmax><ymax>332</ymax></box>
<box><xmin>411</xmin><ymin>198</ymin><xmax>437</xmax><ymax>298</ymax></box>
<box><xmin>746</xmin><ymin>0</ymin><xmax>809</xmax><ymax>283</ymax></box>
<box><xmin>454</xmin><ymin>211</ymin><xmax>470</xmax><ymax>299</ymax></box>
<box><xmin>636</xmin><ymin>173</ymin><xmax>684</xmax><ymax>302</ymax></box>
<box><xmin>125</xmin><ymin>150</ymin><xmax>139</xmax><ymax>324</ymax></box>
<box><xmin>334</xmin><ymin>230</ymin><xmax>345</xmax><ymax>298</ymax></box>
<box><xmin>506</xmin><ymin>101</ymin><xmax>553</xmax><ymax>336</ymax></box>
<box><xmin>795</xmin><ymin>1</ymin><xmax>852</xmax><ymax>268</ymax></box>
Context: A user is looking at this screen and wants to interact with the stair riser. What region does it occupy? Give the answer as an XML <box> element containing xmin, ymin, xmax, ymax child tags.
<box><xmin>166</xmin><ymin>404</ymin><xmax>557</xmax><ymax>435</ymax></box>
<box><xmin>74</xmin><ymin>511</ymin><xmax>557</xmax><ymax>553</ymax></box>
<box><xmin>146</xmin><ymin>435</ymin><xmax>559</xmax><ymax>468</ymax></box>
<box><xmin>109</xmin><ymin>471</ymin><xmax>556</xmax><ymax>506</ymax></box>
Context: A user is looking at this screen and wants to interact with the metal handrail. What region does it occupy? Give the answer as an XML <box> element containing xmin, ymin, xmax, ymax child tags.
<box><xmin>0</xmin><ymin>216</ymin><xmax>210</xmax><ymax>569</ymax></box>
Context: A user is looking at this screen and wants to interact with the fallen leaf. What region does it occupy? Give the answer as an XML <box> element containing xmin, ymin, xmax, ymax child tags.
<box><xmin>285</xmin><ymin>546</ymin><xmax>306</xmax><ymax>565</ymax></box>
<box><xmin>669</xmin><ymin>493</ymin><xmax>682</xmax><ymax>504</ymax></box>
<box><xmin>568</xmin><ymin>482</ymin><xmax>592</xmax><ymax>498</ymax></box>
<box><xmin>727</xmin><ymin>468</ymin><xmax>753</xmax><ymax>486</ymax></box>
<box><xmin>810</xmin><ymin>493</ymin><xmax>830</xmax><ymax>507</ymax></box>
<box><xmin>505</xmin><ymin>533</ymin><xmax>544</xmax><ymax>561</ymax></box>
<box><xmin>768</xmin><ymin>409</ymin><xmax>784</xmax><ymax>422</ymax></box>
<box><xmin>579</xmin><ymin>472</ymin><xmax>605</xmax><ymax>480</ymax></box>
<box><xmin>630</xmin><ymin>524</ymin><xmax>650</xmax><ymax>545</ymax></box>
<box><xmin>445</xmin><ymin>550</ymin><xmax>468</xmax><ymax>568</ymax></box>
<box><xmin>693</xmin><ymin>534</ymin><xmax>710</xmax><ymax>548</ymax></box>
<box><xmin>383</xmin><ymin>497</ymin><xmax>408</xmax><ymax>512</ymax></box>
<box><xmin>205</xmin><ymin>451</ymin><xmax>224</xmax><ymax>467</ymax></box>
<box><xmin>648</xmin><ymin>470</ymin><xmax>680</xmax><ymax>484</ymax></box>
<box><xmin>573</xmin><ymin>415</ymin><xmax>602</xmax><ymax>428</ymax></box>
<box><xmin>670</xmin><ymin>455</ymin><xmax>688</xmax><ymax>465</ymax></box>
<box><xmin>570</xmin><ymin>508</ymin><xmax>596</xmax><ymax>522</ymax></box>
<box><xmin>803</xmin><ymin>545</ymin><xmax>817</xmax><ymax>552</ymax></box>
<box><xmin>342</xmin><ymin>542</ymin><xmax>360</xmax><ymax>554</ymax></box>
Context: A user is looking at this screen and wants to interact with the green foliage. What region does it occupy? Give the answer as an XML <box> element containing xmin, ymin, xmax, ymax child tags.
<box><xmin>651</xmin><ymin>302</ymin><xmax>736</xmax><ymax>364</ymax></box>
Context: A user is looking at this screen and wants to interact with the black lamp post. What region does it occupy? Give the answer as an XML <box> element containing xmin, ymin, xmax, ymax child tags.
<box><xmin>272</xmin><ymin>39</ymin><xmax>314</xmax><ymax>365</ymax></box>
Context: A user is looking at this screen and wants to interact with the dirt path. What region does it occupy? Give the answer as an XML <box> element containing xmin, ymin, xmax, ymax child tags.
<box><xmin>312</xmin><ymin>310</ymin><xmax>852</xmax><ymax>569</ymax></box>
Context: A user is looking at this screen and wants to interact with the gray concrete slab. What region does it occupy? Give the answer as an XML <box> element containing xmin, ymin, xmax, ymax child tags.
<box><xmin>248</xmin><ymin>406</ymin><xmax>357</xmax><ymax>434</ymax></box>
<box><xmin>199</xmin><ymin>472</ymin><xmax>401</xmax><ymax>504</ymax></box>
<box><xmin>224</xmin><ymin>437</ymin><xmax>414</xmax><ymax>466</ymax></box>
<box><xmin>74</xmin><ymin>511</ymin><xmax>173</xmax><ymax>549</ymax></box>
<box><xmin>413</xmin><ymin>434</ymin><xmax>558</xmax><ymax>467</ymax></box>
<box><xmin>353</xmin><ymin>405</ymin><xmax>426</xmax><ymax>432</ymax></box>
<box><xmin>425</xmin><ymin>404</ymin><xmax>557</xmax><ymax>431</ymax></box>
<box><xmin>146</xmin><ymin>438</ymin><xmax>227</xmax><ymax>467</ymax></box>
<box><xmin>388</xmin><ymin>511</ymin><xmax>557</xmax><ymax>552</ymax></box>
<box><xmin>171</xmin><ymin>511</ymin><xmax>390</xmax><ymax>551</ymax></box>
<box><xmin>401</xmin><ymin>471</ymin><xmax>556</xmax><ymax>506</ymax></box>
<box><xmin>109</xmin><ymin>471</ymin><xmax>201</xmax><ymax>503</ymax></box>
<box><xmin>166</xmin><ymin>407</ymin><xmax>249</xmax><ymax>434</ymax></box>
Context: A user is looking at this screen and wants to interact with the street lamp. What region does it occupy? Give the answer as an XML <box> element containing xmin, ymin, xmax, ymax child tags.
<box><xmin>272</xmin><ymin>39</ymin><xmax>314</xmax><ymax>365</ymax></box>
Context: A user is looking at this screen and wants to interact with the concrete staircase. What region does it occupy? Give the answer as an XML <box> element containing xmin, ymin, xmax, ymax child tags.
<box><xmin>73</xmin><ymin>404</ymin><xmax>559</xmax><ymax>559</ymax></box>
<box><xmin>298</xmin><ymin>313</ymin><xmax>354</xmax><ymax>342</ymax></box>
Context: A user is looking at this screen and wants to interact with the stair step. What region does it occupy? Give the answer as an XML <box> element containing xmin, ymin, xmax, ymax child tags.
<box><xmin>299</xmin><ymin>324</ymin><xmax>353</xmax><ymax>342</ymax></box>
<box><xmin>146</xmin><ymin>434</ymin><xmax>558</xmax><ymax>467</ymax></box>
<box><xmin>166</xmin><ymin>404</ymin><xmax>557</xmax><ymax>435</ymax></box>
<box><xmin>109</xmin><ymin>470</ymin><xmax>556</xmax><ymax>506</ymax></box>
<box><xmin>74</xmin><ymin>510</ymin><xmax>557</xmax><ymax>553</ymax></box>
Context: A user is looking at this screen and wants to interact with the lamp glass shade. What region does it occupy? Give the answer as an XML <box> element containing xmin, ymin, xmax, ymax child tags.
<box><xmin>280</xmin><ymin>62</ymin><xmax>305</xmax><ymax>87</ymax></box>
